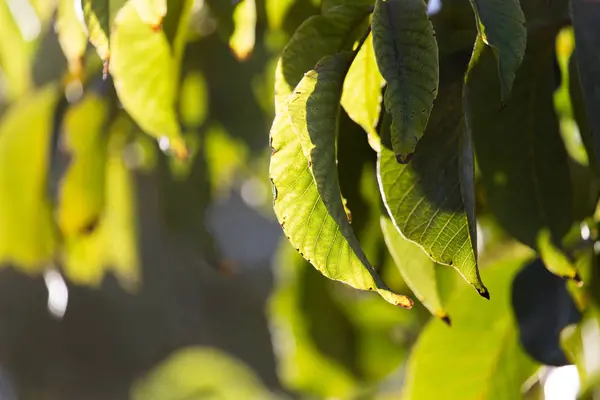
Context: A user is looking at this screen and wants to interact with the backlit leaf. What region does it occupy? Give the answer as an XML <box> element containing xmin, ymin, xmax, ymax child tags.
<box><xmin>0</xmin><ymin>0</ymin><xmax>32</xmax><ymax>98</ymax></box>
<box><xmin>62</xmin><ymin>115</ymin><xmax>139</xmax><ymax>288</ymax></box>
<box><xmin>57</xmin><ymin>93</ymin><xmax>108</xmax><ymax>237</ymax></box>
<box><xmin>265</xmin><ymin>0</ymin><xmax>295</xmax><ymax>30</ymax></box>
<box><xmin>378</xmin><ymin>75</ymin><xmax>487</xmax><ymax>297</ymax></box>
<box><xmin>80</xmin><ymin>0</ymin><xmax>127</xmax><ymax>61</ymax></box>
<box><xmin>274</xmin><ymin>4</ymin><xmax>371</xmax><ymax>112</ymax></box>
<box><xmin>229</xmin><ymin>0</ymin><xmax>256</xmax><ymax>61</ymax></box>
<box><xmin>271</xmin><ymin>52</ymin><xmax>413</xmax><ymax>308</ymax></box>
<box><xmin>402</xmin><ymin>257</ymin><xmax>538</xmax><ymax>400</ymax></box>
<box><xmin>131</xmin><ymin>0</ymin><xmax>166</xmax><ymax>27</ymax></box>
<box><xmin>381</xmin><ymin>216</ymin><xmax>448</xmax><ymax>321</ymax></box>
<box><xmin>0</xmin><ymin>86</ymin><xmax>59</xmax><ymax>271</ymax></box>
<box><xmin>467</xmin><ymin>0</ymin><xmax>526</xmax><ymax>100</ymax></box>
<box><xmin>464</xmin><ymin>32</ymin><xmax>573</xmax><ymax>250</ymax></box>
<box><xmin>131</xmin><ymin>347</ymin><xmax>273</xmax><ymax>400</ymax></box>
<box><xmin>371</xmin><ymin>0</ymin><xmax>438</xmax><ymax>163</ymax></box>
<box><xmin>341</xmin><ymin>32</ymin><xmax>384</xmax><ymax>151</ymax></box>
<box><xmin>110</xmin><ymin>1</ymin><xmax>187</xmax><ymax>158</ymax></box>
<box><xmin>56</xmin><ymin>0</ymin><xmax>88</xmax><ymax>75</ymax></box>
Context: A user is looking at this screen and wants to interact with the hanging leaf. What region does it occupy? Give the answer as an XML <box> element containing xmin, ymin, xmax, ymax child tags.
<box><xmin>80</xmin><ymin>0</ymin><xmax>127</xmax><ymax>62</ymax></box>
<box><xmin>274</xmin><ymin>4</ymin><xmax>372</xmax><ymax>112</ymax></box>
<box><xmin>229</xmin><ymin>0</ymin><xmax>256</xmax><ymax>61</ymax></box>
<box><xmin>464</xmin><ymin>32</ymin><xmax>573</xmax><ymax>251</ymax></box>
<box><xmin>57</xmin><ymin>93</ymin><xmax>109</xmax><ymax>237</ymax></box>
<box><xmin>512</xmin><ymin>258</ymin><xmax>581</xmax><ymax>366</ymax></box>
<box><xmin>269</xmin><ymin>242</ymin><xmax>361</xmax><ymax>398</ymax></box>
<box><xmin>467</xmin><ymin>0</ymin><xmax>526</xmax><ymax>100</ymax></box>
<box><xmin>0</xmin><ymin>0</ymin><xmax>32</xmax><ymax>99</ymax></box>
<box><xmin>0</xmin><ymin>86</ymin><xmax>59</xmax><ymax>271</ymax></box>
<box><xmin>402</xmin><ymin>256</ymin><xmax>538</xmax><ymax>400</ymax></box>
<box><xmin>62</xmin><ymin>115</ymin><xmax>139</xmax><ymax>289</ymax></box>
<box><xmin>378</xmin><ymin>75</ymin><xmax>487</xmax><ymax>297</ymax></box>
<box><xmin>131</xmin><ymin>347</ymin><xmax>273</xmax><ymax>400</ymax></box>
<box><xmin>56</xmin><ymin>0</ymin><xmax>88</xmax><ymax>75</ymax></box>
<box><xmin>371</xmin><ymin>0</ymin><xmax>439</xmax><ymax>163</ymax></box>
<box><xmin>571</xmin><ymin>0</ymin><xmax>600</xmax><ymax>174</ymax></box>
<box><xmin>381</xmin><ymin>217</ymin><xmax>448</xmax><ymax>322</ymax></box>
<box><xmin>131</xmin><ymin>0</ymin><xmax>166</xmax><ymax>28</ymax></box>
<box><xmin>341</xmin><ymin>32</ymin><xmax>384</xmax><ymax>151</ymax></box>
<box><xmin>271</xmin><ymin>52</ymin><xmax>413</xmax><ymax>308</ymax></box>
<box><xmin>265</xmin><ymin>0</ymin><xmax>296</xmax><ymax>30</ymax></box>
<box><xmin>110</xmin><ymin>0</ymin><xmax>187</xmax><ymax>158</ymax></box>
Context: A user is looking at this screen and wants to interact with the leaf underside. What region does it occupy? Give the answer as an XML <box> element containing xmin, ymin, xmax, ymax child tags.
<box><xmin>270</xmin><ymin>53</ymin><xmax>413</xmax><ymax>308</ymax></box>
<box><xmin>371</xmin><ymin>0</ymin><xmax>439</xmax><ymax>163</ymax></box>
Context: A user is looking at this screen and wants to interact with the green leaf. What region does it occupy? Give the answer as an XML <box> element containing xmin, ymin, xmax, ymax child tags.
<box><xmin>269</xmin><ymin>241</ymin><xmax>360</xmax><ymax>398</ymax></box>
<box><xmin>371</xmin><ymin>0</ymin><xmax>439</xmax><ymax>163</ymax></box>
<box><xmin>56</xmin><ymin>0</ymin><xmax>88</xmax><ymax>74</ymax></box>
<box><xmin>402</xmin><ymin>256</ymin><xmax>538</xmax><ymax>400</ymax></box>
<box><xmin>131</xmin><ymin>0</ymin><xmax>166</xmax><ymax>27</ymax></box>
<box><xmin>341</xmin><ymin>32</ymin><xmax>384</xmax><ymax>151</ymax></box>
<box><xmin>274</xmin><ymin>4</ymin><xmax>371</xmax><ymax>112</ymax></box>
<box><xmin>62</xmin><ymin>115</ymin><xmax>139</xmax><ymax>289</ymax></box>
<box><xmin>537</xmin><ymin>229</ymin><xmax>579</xmax><ymax>280</ymax></box>
<box><xmin>561</xmin><ymin>309</ymin><xmax>600</xmax><ymax>398</ymax></box>
<box><xmin>57</xmin><ymin>94</ymin><xmax>108</xmax><ymax>237</ymax></box>
<box><xmin>110</xmin><ymin>0</ymin><xmax>187</xmax><ymax>158</ymax></box>
<box><xmin>378</xmin><ymin>75</ymin><xmax>487</xmax><ymax>297</ymax></box>
<box><xmin>270</xmin><ymin>52</ymin><xmax>413</xmax><ymax>308</ymax></box>
<box><xmin>230</xmin><ymin>0</ymin><xmax>256</xmax><ymax>61</ymax></box>
<box><xmin>131</xmin><ymin>347</ymin><xmax>273</xmax><ymax>400</ymax></box>
<box><xmin>467</xmin><ymin>0</ymin><xmax>526</xmax><ymax>100</ymax></box>
<box><xmin>0</xmin><ymin>0</ymin><xmax>32</xmax><ymax>99</ymax></box>
<box><xmin>464</xmin><ymin>32</ymin><xmax>573</xmax><ymax>250</ymax></box>
<box><xmin>381</xmin><ymin>216</ymin><xmax>448</xmax><ymax>321</ymax></box>
<box><xmin>571</xmin><ymin>0</ymin><xmax>600</xmax><ymax>175</ymax></box>
<box><xmin>0</xmin><ymin>86</ymin><xmax>59</xmax><ymax>270</ymax></box>
<box><xmin>266</xmin><ymin>0</ymin><xmax>296</xmax><ymax>30</ymax></box>
<box><xmin>80</xmin><ymin>0</ymin><xmax>127</xmax><ymax>62</ymax></box>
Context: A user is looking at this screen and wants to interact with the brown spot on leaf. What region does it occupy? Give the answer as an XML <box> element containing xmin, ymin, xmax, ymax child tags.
<box><xmin>396</xmin><ymin>153</ymin><xmax>413</xmax><ymax>164</ymax></box>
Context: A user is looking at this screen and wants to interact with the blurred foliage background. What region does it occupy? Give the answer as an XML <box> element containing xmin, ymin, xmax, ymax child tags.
<box><xmin>0</xmin><ymin>0</ymin><xmax>597</xmax><ymax>399</ymax></box>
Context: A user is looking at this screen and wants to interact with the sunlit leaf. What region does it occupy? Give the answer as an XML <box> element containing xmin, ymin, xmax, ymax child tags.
<box><xmin>80</xmin><ymin>0</ymin><xmax>127</xmax><ymax>61</ymax></box>
<box><xmin>56</xmin><ymin>0</ymin><xmax>87</xmax><ymax>75</ymax></box>
<box><xmin>0</xmin><ymin>0</ymin><xmax>32</xmax><ymax>98</ymax></box>
<box><xmin>561</xmin><ymin>309</ymin><xmax>600</xmax><ymax>398</ymax></box>
<box><xmin>229</xmin><ymin>0</ymin><xmax>256</xmax><ymax>61</ymax></box>
<box><xmin>341</xmin><ymin>32</ymin><xmax>384</xmax><ymax>151</ymax></box>
<box><xmin>371</xmin><ymin>0</ymin><xmax>438</xmax><ymax>163</ymax></box>
<box><xmin>271</xmin><ymin>52</ymin><xmax>412</xmax><ymax>308</ymax></box>
<box><xmin>381</xmin><ymin>217</ymin><xmax>448</xmax><ymax>321</ymax></box>
<box><xmin>467</xmin><ymin>0</ymin><xmax>526</xmax><ymax>100</ymax></box>
<box><xmin>131</xmin><ymin>347</ymin><xmax>273</xmax><ymax>400</ymax></box>
<box><xmin>179</xmin><ymin>71</ymin><xmax>208</xmax><ymax>129</ymax></box>
<box><xmin>274</xmin><ymin>4</ymin><xmax>371</xmax><ymax>112</ymax></box>
<box><xmin>571</xmin><ymin>0</ymin><xmax>600</xmax><ymax>175</ymax></box>
<box><xmin>57</xmin><ymin>93</ymin><xmax>108</xmax><ymax>237</ymax></box>
<box><xmin>402</xmin><ymin>256</ymin><xmax>538</xmax><ymax>400</ymax></box>
<box><xmin>378</xmin><ymin>76</ymin><xmax>487</xmax><ymax>297</ymax></box>
<box><xmin>110</xmin><ymin>1</ymin><xmax>186</xmax><ymax>158</ymax></box>
<box><xmin>536</xmin><ymin>229</ymin><xmax>579</xmax><ymax>280</ymax></box>
<box><xmin>0</xmin><ymin>86</ymin><xmax>58</xmax><ymax>270</ymax></box>
<box><xmin>131</xmin><ymin>0</ymin><xmax>166</xmax><ymax>27</ymax></box>
<box><xmin>265</xmin><ymin>0</ymin><xmax>295</xmax><ymax>30</ymax></box>
<box><xmin>269</xmin><ymin>241</ymin><xmax>360</xmax><ymax>398</ymax></box>
<box><xmin>62</xmin><ymin>115</ymin><xmax>139</xmax><ymax>288</ymax></box>
<box><xmin>204</xmin><ymin>124</ymin><xmax>248</xmax><ymax>195</ymax></box>
<box><xmin>464</xmin><ymin>33</ymin><xmax>573</xmax><ymax>250</ymax></box>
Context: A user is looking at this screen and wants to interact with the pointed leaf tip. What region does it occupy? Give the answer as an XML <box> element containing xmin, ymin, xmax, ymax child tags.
<box><xmin>441</xmin><ymin>314</ymin><xmax>451</xmax><ymax>326</ymax></box>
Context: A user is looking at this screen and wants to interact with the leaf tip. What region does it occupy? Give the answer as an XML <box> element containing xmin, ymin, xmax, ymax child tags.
<box><xmin>440</xmin><ymin>314</ymin><xmax>451</xmax><ymax>326</ymax></box>
<box><xmin>396</xmin><ymin>152</ymin><xmax>413</xmax><ymax>164</ymax></box>
<box><xmin>478</xmin><ymin>287</ymin><xmax>490</xmax><ymax>300</ymax></box>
